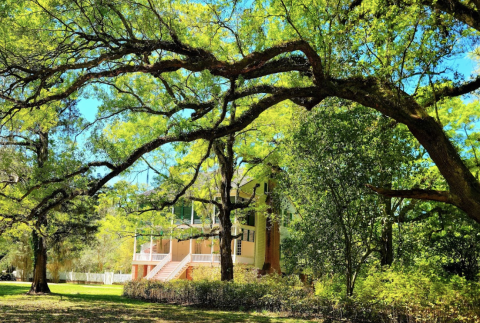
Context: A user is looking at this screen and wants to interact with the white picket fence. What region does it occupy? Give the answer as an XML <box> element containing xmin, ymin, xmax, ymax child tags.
<box><xmin>14</xmin><ymin>270</ymin><xmax>131</xmax><ymax>285</ymax></box>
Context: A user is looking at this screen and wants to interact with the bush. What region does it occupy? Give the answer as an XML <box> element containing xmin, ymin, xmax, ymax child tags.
<box><xmin>124</xmin><ymin>270</ymin><xmax>480</xmax><ymax>322</ymax></box>
<box><xmin>190</xmin><ymin>264</ymin><xmax>258</xmax><ymax>283</ymax></box>
<box><xmin>354</xmin><ymin>267</ymin><xmax>480</xmax><ymax>322</ymax></box>
<box><xmin>124</xmin><ymin>274</ymin><xmax>323</xmax><ymax>316</ymax></box>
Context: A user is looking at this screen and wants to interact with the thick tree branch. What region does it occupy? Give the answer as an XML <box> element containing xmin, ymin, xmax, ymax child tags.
<box><xmin>423</xmin><ymin>76</ymin><xmax>480</xmax><ymax>107</ymax></box>
<box><xmin>423</xmin><ymin>0</ymin><xmax>480</xmax><ymax>31</ymax></box>
<box><xmin>366</xmin><ymin>184</ymin><xmax>455</xmax><ymax>204</ymax></box>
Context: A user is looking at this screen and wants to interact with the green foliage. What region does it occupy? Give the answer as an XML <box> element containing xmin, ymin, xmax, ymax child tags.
<box><xmin>354</xmin><ymin>267</ymin><xmax>480</xmax><ymax>322</ymax></box>
<box><xmin>277</xmin><ymin>103</ymin><xmax>417</xmax><ymax>294</ymax></box>
<box><xmin>191</xmin><ymin>264</ymin><xmax>258</xmax><ymax>283</ymax></box>
<box><xmin>124</xmin><ymin>275</ymin><xmax>316</xmax><ymax>315</ymax></box>
<box><xmin>125</xmin><ymin>269</ymin><xmax>480</xmax><ymax>321</ymax></box>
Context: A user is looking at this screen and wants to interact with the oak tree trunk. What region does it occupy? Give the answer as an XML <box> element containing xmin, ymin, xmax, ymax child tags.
<box><xmin>29</xmin><ymin>130</ymin><xmax>51</xmax><ymax>294</ymax></box>
<box><xmin>407</xmin><ymin>116</ymin><xmax>480</xmax><ymax>219</ymax></box>
<box><xmin>219</xmin><ymin>222</ymin><xmax>234</xmax><ymax>281</ymax></box>
<box><xmin>28</xmin><ymin>229</ymin><xmax>50</xmax><ymax>294</ymax></box>
<box><xmin>380</xmin><ymin>220</ymin><xmax>394</xmax><ymax>266</ymax></box>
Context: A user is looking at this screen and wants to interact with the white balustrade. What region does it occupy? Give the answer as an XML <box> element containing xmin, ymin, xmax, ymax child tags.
<box><xmin>135</xmin><ymin>253</ymin><xmax>150</xmax><ymax>261</ymax></box>
<box><xmin>166</xmin><ymin>254</ymin><xmax>191</xmax><ymax>281</ymax></box>
<box><xmin>152</xmin><ymin>253</ymin><xmax>168</xmax><ymax>261</ymax></box>
<box><xmin>191</xmin><ymin>254</ymin><xmax>222</xmax><ymax>263</ymax></box>
<box><xmin>135</xmin><ymin>253</ymin><xmax>168</xmax><ymax>261</ymax></box>
<box><xmin>146</xmin><ymin>254</ymin><xmax>171</xmax><ymax>280</ymax></box>
<box><xmin>192</xmin><ymin>254</ymin><xmax>213</xmax><ymax>262</ymax></box>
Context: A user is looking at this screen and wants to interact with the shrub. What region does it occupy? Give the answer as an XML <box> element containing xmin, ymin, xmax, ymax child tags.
<box><xmin>124</xmin><ymin>274</ymin><xmax>323</xmax><ymax>316</ymax></box>
<box><xmin>190</xmin><ymin>264</ymin><xmax>258</xmax><ymax>283</ymax></box>
<box><xmin>354</xmin><ymin>267</ymin><xmax>480</xmax><ymax>322</ymax></box>
<box><xmin>124</xmin><ymin>270</ymin><xmax>480</xmax><ymax>322</ymax></box>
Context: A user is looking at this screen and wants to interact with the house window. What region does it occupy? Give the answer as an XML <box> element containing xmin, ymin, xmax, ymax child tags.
<box><xmin>240</xmin><ymin>229</ymin><xmax>255</xmax><ymax>242</ymax></box>
<box><xmin>236</xmin><ymin>239</ymin><xmax>242</xmax><ymax>255</ymax></box>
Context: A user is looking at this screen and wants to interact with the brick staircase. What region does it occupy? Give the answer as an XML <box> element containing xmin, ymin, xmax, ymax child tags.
<box><xmin>152</xmin><ymin>261</ymin><xmax>180</xmax><ymax>281</ymax></box>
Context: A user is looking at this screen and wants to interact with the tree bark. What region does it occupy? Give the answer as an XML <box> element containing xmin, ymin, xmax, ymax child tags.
<box><xmin>380</xmin><ymin>220</ymin><xmax>394</xmax><ymax>266</ymax></box>
<box><xmin>28</xmin><ymin>227</ymin><xmax>50</xmax><ymax>294</ymax></box>
<box><xmin>219</xmin><ymin>219</ymin><xmax>234</xmax><ymax>281</ymax></box>
<box><xmin>406</xmin><ymin>116</ymin><xmax>480</xmax><ymax>218</ymax></box>
<box><xmin>334</xmin><ymin>80</ymin><xmax>480</xmax><ymax>222</ymax></box>
<box><xmin>28</xmin><ymin>130</ymin><xmax>51</xmax><ymax>294</ymax></box>
<box><xmin>264</xmin><ymin>216</ymin><xmax>282</xmax><ymax>274</ymax></box>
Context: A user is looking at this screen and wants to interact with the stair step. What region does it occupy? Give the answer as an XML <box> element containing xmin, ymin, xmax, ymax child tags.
<box><xmin>150</xmin><ymin>260</ymin><xmax>186</xmax><ymax>281</ymax></box>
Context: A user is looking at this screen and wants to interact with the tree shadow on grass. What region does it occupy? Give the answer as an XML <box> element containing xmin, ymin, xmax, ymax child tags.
<box><xmin>0</xmin><ymin>284</ymin><xmax>305</xmax><ymax>322</ymax></box>
<box><xmin>60</xmin><ymin>293</ymin><xmax>293</xmax><ymax>322</ymax></box>
<box><xmin>0</xmin><ymin>301</ymin><xmax>290</xmax><ymax>322</ymax></box>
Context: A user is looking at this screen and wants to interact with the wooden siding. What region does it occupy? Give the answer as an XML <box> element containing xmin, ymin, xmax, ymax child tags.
<box><xmin>255</xmin><ymin>212</ymin><xmax>266</xmax><ymax>269</ymax></box>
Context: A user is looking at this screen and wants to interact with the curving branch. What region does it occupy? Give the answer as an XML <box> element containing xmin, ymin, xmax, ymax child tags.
<box><xmin>423</xmin><ymin>0</ymin><xmax>480</xmax><ymax>31</ymax></box>
<box><xmin>366</xmin><ymin>184</ymin><xmax>455</xmax><ymax>204</ymax></box>
<box><xmin>423</xmin><ymin>75</ymin><xmax>480</xmax><ymax>107</ymax></box>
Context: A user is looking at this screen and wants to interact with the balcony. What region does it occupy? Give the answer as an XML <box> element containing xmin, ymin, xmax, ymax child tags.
<box><xmin>134</xmin><ymin>253</ymin><xmax>168</xmax><ymax>262</ymax></box>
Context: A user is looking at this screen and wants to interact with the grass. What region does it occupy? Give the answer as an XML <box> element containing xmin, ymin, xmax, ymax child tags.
<box><xmin>0</xmin><ymin>282</ymin><xmax>322</xmax><ymax>322</ymax></box>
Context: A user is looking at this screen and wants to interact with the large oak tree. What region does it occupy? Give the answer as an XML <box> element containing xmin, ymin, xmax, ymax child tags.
<box><xmin>0</xmin><ymin>0</ymin><xmax>479</xmax><ymax>261</ymax></box>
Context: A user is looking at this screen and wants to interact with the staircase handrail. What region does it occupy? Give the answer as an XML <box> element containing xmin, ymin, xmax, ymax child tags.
<box><xmin>166</xmin><ymin>254</ymin><xmax>191</xmax><ymax>281</ymax></box>
<box><xmin>146</xmin><ymin>253</ymin><xmax>171</xmax><ymax>280</ymax></box>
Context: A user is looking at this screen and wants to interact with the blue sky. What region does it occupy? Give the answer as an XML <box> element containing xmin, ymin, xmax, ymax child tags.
<box><xmin>78</xmin><ymin>98</ymin><xmax>153</xmax><ymax>187</ymax></box>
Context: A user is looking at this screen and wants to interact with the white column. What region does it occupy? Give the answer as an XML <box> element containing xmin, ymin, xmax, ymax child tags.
<box><xmin>169</xmin><ymin>231</ymin><xmax>173</xmax><ymax>261</ymax></box>
<box><xmin>170</xmin><ymin>207</ymin><xmax>174</xmax><ymax>260</ymax></box>
<box><xmin>233</xmin><ymin>226</ymin><xmax>237</xmax><ymax>264</ymax></box>
<box><xmin>211</xmin><ymin>235</ymin><xmax>214</xmax><ymax>263</ymax></box>
<box><xmin>132</xmin><ymin>229</ymin><xmax>137</xmax><ymax>261</ymax></box>
<box><xmin>149</xmin><ymin>234</ymin><xmax>153</xmax><ymax>261</ymax></box>
<box><xmin>191</xmin><ymin>200</ymin><xmax>194</xmax><ymax>225</ymax></box>
<box><xmin>212</xmin><ymin>205</ymin><xmax>216</xmax><ymax>224</ymax></box>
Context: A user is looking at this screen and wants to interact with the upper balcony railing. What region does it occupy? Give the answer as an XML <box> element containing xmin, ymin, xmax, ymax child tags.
<box><xmin>134</xmin><ymin>253</ymin><xmax>168</xmax><ymax>261</ymax></box>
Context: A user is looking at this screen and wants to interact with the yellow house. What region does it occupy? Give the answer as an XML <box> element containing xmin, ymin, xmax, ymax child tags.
<box><xmin>131</xmin><ymin>178</ymin><xmax>287</xmax><ymax>281</ymax></box>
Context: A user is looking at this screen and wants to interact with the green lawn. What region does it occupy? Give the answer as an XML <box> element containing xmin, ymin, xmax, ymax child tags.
<box><xmin>0</xmin><ymin>282</ymin><xmax>321</xmax><ymax>322</ymax></box>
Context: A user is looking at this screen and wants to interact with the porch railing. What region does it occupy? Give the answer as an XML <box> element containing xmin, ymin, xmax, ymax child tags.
<box><xmin>191</xmin><ymin>254</ymin><xmax>212</xmax><ymax>262</ymax></box>
<box><xmin>190</xmin><ymin>254</ymin><xmax>221</xmax><ymax>263</ymax></box>
<box><xmin>152</xmin><ymin>253</ymin><xmax>168</xmax><ymax>261</ymax></box>
<box><xmin>135</xmin><ymin>253</ymin><xmax>168</xmax><ymax>261</ymax></box>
